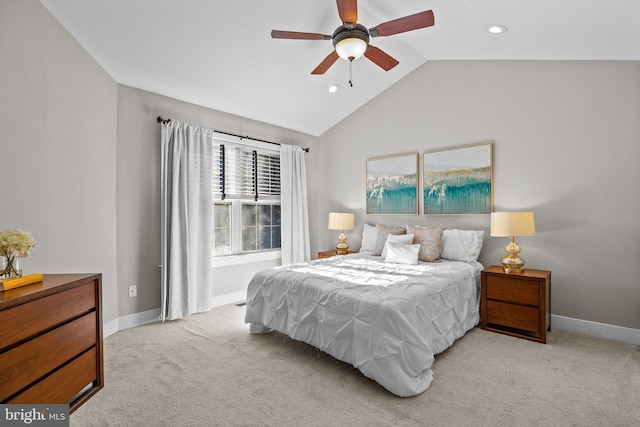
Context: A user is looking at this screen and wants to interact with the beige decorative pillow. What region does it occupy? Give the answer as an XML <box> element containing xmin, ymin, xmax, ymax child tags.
<box><xmin>406</xmin><ymin>225</ymin><xmax>444</xmax><ymax>262</ymax></box>
<box><xmin>373</xmin><ymin>225</ymin><xmax>406</xmax><ymax>256</ymax></box>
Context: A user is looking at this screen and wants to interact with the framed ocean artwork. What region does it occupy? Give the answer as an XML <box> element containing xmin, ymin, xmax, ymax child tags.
<box><xmin>423</xmin><ymin>143</ymin><xmax>493</xmax><ymax>215</ymax></box>
<box><xmin>366</xmin><ymin>153</ymin><xmax>418</xmax><ymax>215</ymax></box>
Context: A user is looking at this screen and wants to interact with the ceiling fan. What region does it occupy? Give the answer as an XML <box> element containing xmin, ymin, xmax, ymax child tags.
<box><xmin>271</xmin><ymin>0</ymin><xmax>435</xmax><ymax>83</ymax></box>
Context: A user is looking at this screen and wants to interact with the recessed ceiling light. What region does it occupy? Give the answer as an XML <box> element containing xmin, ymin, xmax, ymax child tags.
<box><xmin>328</xmin><ymin>84</ymin><xmax>340</xmax><ymax>93</ymax></box>
<box><xmin>486</xmin><ymin>24</ymin><xmax>507</xmax><ymax>34</ymax></box>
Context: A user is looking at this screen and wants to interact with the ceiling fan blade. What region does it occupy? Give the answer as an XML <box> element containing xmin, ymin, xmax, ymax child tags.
<box><xmin>271</xmin><ymin>30</ymin><xmax>331</xmax><ymax>40</ymax></box>
<box><xmin>336</xmin><ymin>0</ymin><xmax>358</xmax><ymax>24</ymax></box>
<box><xmin>369</xmin><ymin>10</ymin><xmax>434</xmax><ymax>37</ymax></box>
<box><xmin>311</xmin><ymin>51</ymin><xmax>340</xmax><ymax>75</ymax></box>
<box><xmin>364</xmin><ymin>46</ymin><xmax>399</xmax><ymax>71</ymax></box>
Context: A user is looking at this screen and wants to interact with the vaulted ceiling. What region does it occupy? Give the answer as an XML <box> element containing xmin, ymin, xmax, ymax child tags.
<box><xmin>40</xmin><ymin>0</ymin><xmax>640</xmax><ymax>136</ymax></box>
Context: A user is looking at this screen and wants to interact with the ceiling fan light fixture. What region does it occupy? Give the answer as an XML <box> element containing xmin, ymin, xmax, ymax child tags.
<box><xmin>328</xmin><ymin>84</ymin><xmax>340</xmax><ymax>93</ymax></box>
<box><xmin>332</xmin><ymin>23</ymin><xmax>369</xmax><ymax>61</ymax></box>
<box><xmin>335</xmin><ymin>37</ymin><xmax>368</xmax><ymax>61</ymax></box>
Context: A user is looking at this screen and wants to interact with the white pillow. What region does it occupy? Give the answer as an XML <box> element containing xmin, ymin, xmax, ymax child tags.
<box><xmin>360</xmin><ymin>223</ymin><xmax>377</xmax><ymax>252</ymax></box>
<box><xmin>440</xmin><ymin>229</ymin><xmax>484</xmax><ymax>262</ymax></box>
<box><xmin>384</xmin><ymin>243</ymin><xmax>420</xmax><ymax>265</ymax></box>
<box><xmin>381</xmin><ymin>233</ymin><xmax>415</xmax><ymax>258</ymax></box>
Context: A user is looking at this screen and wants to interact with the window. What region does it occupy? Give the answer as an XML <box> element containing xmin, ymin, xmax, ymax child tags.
<box><xmin>212</xmin><ymin>137</ymin><xmax>281</xmax><ymax>257</ymax></box>
<box><xmin>213</xmin><ymin>202</ymin><xmax>232</xmax><ymax>256</ymax></box>
<box><xmin>241</xmin><ymin>203</ymin><xmax>281</xmax><ymax>252</ymax></box>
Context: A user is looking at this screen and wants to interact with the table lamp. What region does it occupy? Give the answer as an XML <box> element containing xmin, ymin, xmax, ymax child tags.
<box><xmin>328</xmin><ymin>212</ymin><xmax>355</xmax><ymax>254</ymax></box>
<box><xmin>490</xmin><ymin>211</ymin><xmax>536</xmax><ymax>273</ymax></box>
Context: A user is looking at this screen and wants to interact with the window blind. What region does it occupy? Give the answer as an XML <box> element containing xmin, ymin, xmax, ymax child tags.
<box><xmin>213</xmin><ymin>141</ymin><xmax>280</xmax><ymax>201</ymax></box>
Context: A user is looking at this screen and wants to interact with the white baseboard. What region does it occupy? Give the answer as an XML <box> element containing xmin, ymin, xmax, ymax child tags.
<box><xmin>104</xmin><ymin>318</ymin><xmax>119</xmax><ymax>338</ymax></box>
<box><xmin>552</xmin><ymin>314</ymin><xmax>640</xmax><ymax>345</ymax></box>
<box><xmin>211</xmin><ymin>290</ymin><xmax>246</xmax><ymax>307</ymax></box>
<box><xmin>104</xmin><ymin>308</ymin><xmax>161</xmax><ymax>338</ymax></box>
<box><xmin>119</xmin><ymin>308</ymin><xmax>161</xmax><ymax>330</ymax></box>
<box><xmin>103</xmin><ymin>291</ymin><xmax>247</xmax><ymax>338</ymax></box>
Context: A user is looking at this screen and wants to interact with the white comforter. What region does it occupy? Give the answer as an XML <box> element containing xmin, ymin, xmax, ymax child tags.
<box><xmin>245</xmin><ymin>253</ymin><xmax>482</xmax><ymax>397</ymax></box>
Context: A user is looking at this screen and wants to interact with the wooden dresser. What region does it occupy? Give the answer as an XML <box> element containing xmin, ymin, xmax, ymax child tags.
<box><xmin>481</xmin><ymin>266</ymin><xmax>551</xmax><ymax>343</ymax></box>
<box><xmin>0</xmin><ymin>274</ymin><xmax>103</xmax><ymax>412</ymax></box>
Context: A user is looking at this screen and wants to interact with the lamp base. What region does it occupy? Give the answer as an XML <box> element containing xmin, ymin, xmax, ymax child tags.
<box><xmin>501</xmin><ymin>237</ymin><xmax>525</xmax><ymax>274</ymax></box>
<box><xmin>336</xmin><ymin>231</ymin><xmax>349</xmax><ymax>255</ymax></box>
<box><xmin>502</xmin><ymin>264</ymin><xmax>525</xmax><ymax>274</ymax></box>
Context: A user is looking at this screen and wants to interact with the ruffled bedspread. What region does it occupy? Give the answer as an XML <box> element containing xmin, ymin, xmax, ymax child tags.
<box><xmin>245</xmin><ymin>253</ymin><xmax>482</xmax><ymax>397</ymax></box>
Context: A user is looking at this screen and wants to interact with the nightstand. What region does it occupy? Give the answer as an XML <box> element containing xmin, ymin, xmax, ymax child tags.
<box><xmin>317</xmin><ymin>250</ymin><xmax>356</xmax><ymax>259</ymax></box>
<box><xmin>481</xmin><ymin>265</ymin><xmax>551</xmax><ymax>343</ymax></box>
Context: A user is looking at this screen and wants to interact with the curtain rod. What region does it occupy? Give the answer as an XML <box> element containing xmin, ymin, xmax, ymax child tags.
<box><xmin>156</xmin><ymin>116</ymin><xmax>309</xmax><ymax>153</ymax></box>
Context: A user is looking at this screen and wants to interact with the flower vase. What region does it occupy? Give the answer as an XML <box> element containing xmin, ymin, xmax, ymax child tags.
<box><xmin>1</xmin><ymin>255</ymin><xmax>22</xmax><ymax>278</ymax></box>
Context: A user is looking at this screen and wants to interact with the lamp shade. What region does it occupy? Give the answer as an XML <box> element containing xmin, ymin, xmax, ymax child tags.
<box><xmin>328</xmin><ymin>212</ymin><xmax>355</xmax><ymax>231</ymax></box>
<box><xmin>490</xmin><ymin>212</ymin><xmax>535</xmax><ymax>237</ymax></box>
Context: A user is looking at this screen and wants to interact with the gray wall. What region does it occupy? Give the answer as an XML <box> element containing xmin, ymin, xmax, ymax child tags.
<box><xmin>116</xmin><ymin>85</ymin><xmax>319</xmax><ymax>316</ymax></box>
<box><xmin>318</xmin><ymin>60</ymin><xmax>640</xmax><ymax>330</ymax></box>
<box><xmin>1</xmin><ymin>1</ymin><xmax>119</xmax><ymax>323</ymax></box>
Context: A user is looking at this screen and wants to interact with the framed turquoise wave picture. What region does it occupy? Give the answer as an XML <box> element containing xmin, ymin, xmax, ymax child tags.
<box><xmin>366</xmin><ymin>153</ymin><xmax>418</xmax><ymax>215</ymax></box>
<box><xmin>423</xmin><ymin>143</ymin><xmax>493</xmax><ymax>215</ymax></box>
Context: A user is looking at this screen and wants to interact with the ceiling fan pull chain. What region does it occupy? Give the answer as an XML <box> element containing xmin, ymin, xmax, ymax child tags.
<box><xmin>349</xmin><ymin>59</ymin><xmax>354</xmax><ymax>87</ymax></box>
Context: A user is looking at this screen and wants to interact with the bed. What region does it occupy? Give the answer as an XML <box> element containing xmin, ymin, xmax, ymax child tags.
<box><xmin>244</xmin><ymin>226</ymin><xmax>484</xmax><ymax>397</ymax></box>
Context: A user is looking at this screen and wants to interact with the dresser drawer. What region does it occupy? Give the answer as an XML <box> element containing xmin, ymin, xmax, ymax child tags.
<box><xmin>485</xmin><ymin>275</ymin><xmax>540</xmax><ymax>306</ymax></box>
<box><xmin>486</xmin><ymin>300</ymin><xmax>539</xmax><ymax>333</ymax></box>
<box><xmin>9</xmin><ymin>347</ymin><xmax>97</xmax><ymax>404</ymax></box>
<box><xmin>0</xmin><ymin>312</ymin><xmax>97</xmax><ymax>401</ymax></box>
<box><xmin>0</xmin><ymin>282</ymin><xmax>96</xmax><ymax>350</ymax></box>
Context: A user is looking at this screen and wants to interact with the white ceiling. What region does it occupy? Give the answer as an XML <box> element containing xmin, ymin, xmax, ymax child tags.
<box><xmin>40</xmin><ymin>0</ymin><xmax>640</xmax><ymax>137</ymax></box>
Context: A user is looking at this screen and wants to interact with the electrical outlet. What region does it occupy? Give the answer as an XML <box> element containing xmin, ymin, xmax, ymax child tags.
<box><xmin>128</xmin><ymin>285</ymin><xmax>137</xmax><ymax>298</ymax></box>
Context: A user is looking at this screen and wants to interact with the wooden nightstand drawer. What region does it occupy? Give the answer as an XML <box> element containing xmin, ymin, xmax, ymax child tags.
<box><xmin>486</xmin><ymin>300</ymin><xmax>539</xmax><ymax>333</ymax></box>
<box><xmin>485</xmin><ymin>275</ymin><xmax>539</xmax><ymax>306</ymax></box>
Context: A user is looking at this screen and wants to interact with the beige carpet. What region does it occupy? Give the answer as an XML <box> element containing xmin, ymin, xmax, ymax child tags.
<box><xmin>70</xmin><ymin>304</ymin><xmax>640</xmax><ymax>427</ymax></box>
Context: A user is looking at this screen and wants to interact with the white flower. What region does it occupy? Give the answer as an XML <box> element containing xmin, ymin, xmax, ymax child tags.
<box><xmin>0</xmin><ymin>228</ymin><xmax>36</xmax><ymax>258</ymax></box>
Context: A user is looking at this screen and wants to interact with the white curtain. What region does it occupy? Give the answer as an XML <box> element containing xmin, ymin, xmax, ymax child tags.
<box><xmin>280</xmin><ymin>144</ymin><xmax>311</xmax><ymax>265</ymax></box>
<box><xmin>160</xmin><ymin>120</ymin><xmax>214</xmax><ymax>321</ymax></box>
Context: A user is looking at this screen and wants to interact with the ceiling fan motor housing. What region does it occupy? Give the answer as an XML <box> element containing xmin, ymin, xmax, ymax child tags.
<box><xmin>332</xmin><ymin>23</ymin><xmax>370</xmax><ymax>49</ymax></box>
